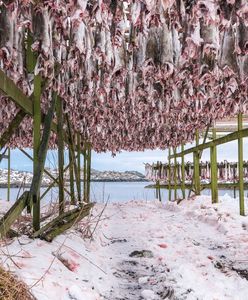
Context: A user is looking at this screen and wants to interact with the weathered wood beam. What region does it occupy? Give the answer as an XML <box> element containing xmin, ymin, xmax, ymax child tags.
<box><xmin>0</xmin><ymin>148</ymin><xmax>8</xmax><ymax>163</ymax></box>
<box><xmin>86</xmin><ymin>144</ymin><xmax>92</xmax><ymax>202</ymax></box>
<box><xmin>7</xmin><ymin>148</ymin><xmax>10</xmax><ymax>202</ymax></box>
<box><xmin>19</xmin><ymin>149</ymin><xmax>71</xmax><ymax>197</ymax></box>
<box><xmin>238</xmin><ymin>113</ymin><xmax>245</xmax><ymax>216</ymax></box>
<box><xmin>169</xmin><ymin>128</ymin><xmax>248</xmax><ymax>158</ymax></box>
<box><xmin>210</xmin><ymin>127</ymin><xmax>218</xmax><ymax>203</ymax></box>
<box><xmin>0</xmin><ymin>69</ymin><xmax>33</xmax><ymax>114</ymax></box>
<box><xmin>0</xmin><ymin>191</ymin><xmax>29</xmax><ymax>237</ymax></box>
<box><xmin>32</xmin><ymin>73</ymin><xmax>42</xmax><ymax>230</ymax></box>
<box><xmin>168</xmin><ymin>148</ymin><xmax>171</xmax><ymax>201</ymax></box>
<box><xmin>173</xmin><ymin>148</ymin><xmax>177</xmax><ymax>200</ymax></box>
<box><xmin>193</xmin><ymin>131</ymin><xmax>201</xmax><ymax>195</ymax></box>
<box><xmin>56</xmin><ymin>97</ymin><xmax>65</xmax><ymax>214</ymax></box>
<box><xmin>181</xmin><ymin>144</ymin><xmax>186</xmax><ymax>199</ymax></box>
<box><xmin>33</xmin><ymin>203</ymin><xmax>94</xmax><ymax>242</ymax></box>
<box><xmin>83</xmin><ymin>147</ymin><xmax>87</xmax><ymax>202</ymax></box>
<box><xmin>0</xmin><ymin>110</ymin><xmax>26</xmax><ymax>151</ymax></box>
<box><xmin>77</xmin><ymin>133</ymin><xmax>81</xmax><ymax>203</ymax></box>
<box><xmin>31</xmin><ymin>94</ymin><xmax>57</xmax><ymax>231</ymax></box>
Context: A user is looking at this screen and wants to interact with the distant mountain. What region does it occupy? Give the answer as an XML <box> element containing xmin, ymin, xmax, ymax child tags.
<box><xmin>0</xmin><ymin>168</ymin><xmax>148</xmax><ymax>187</ymax></box>
<box><xmin>90</xmin><ymin>169</ymin><xmax>147</xmax><ymax>182</ymax></box>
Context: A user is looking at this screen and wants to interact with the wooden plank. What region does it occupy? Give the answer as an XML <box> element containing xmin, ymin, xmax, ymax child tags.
<box><xmin>42</xmin><ymin>207</ymin><xmax>92</xmax><ymax>242</ymax></box>
<box><xmin>56</xmin><ymin>97</ymin><xmax>65</xmax><ymax>214</ymax></box>
<box><xmin>238</xmin><ymin>114</ymin><xmax>245</xmax><ymax>216</ymax></box>
<box><xmin>0</xmin><ymin>110</ymin><xmax>26</xmax><ymax>151</ymax></box>
<box><xmin>32</xmin><ymin>207</ymin><xmax>80</xmax><ymax>238</ymax></box>
<box><xmin>33</xmin><ymin>203</ymin><xmax>94</xmax><ymax>241</ymax></box>
<box><xmin>0</xmin><ymin>191</ymin><xmax>28</xmax><ymax>237</ymax></box>
<box><xmin>32</xmin><ymin>73</ymin><xmax>42</xmax><ymax>230</ymax></box>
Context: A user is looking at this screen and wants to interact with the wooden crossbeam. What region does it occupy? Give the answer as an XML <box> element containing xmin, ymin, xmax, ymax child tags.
<box><xmin>0</xmin><ymin>191</ymin><xmax>29</xmax><ymax>237</ymax></box>
<box><xmin>0</xmin><ymin>70</ymin><xmax>33</xmax><ymax>114</ymax></box>
<box><xmin>169</xmin><ymin>128</ymin><xmax>248</xmax><ymax>158</ymax></box>
<box><xmin>0</xmin><ymin>110</ymin><xmax>26</xmax><ymax>151</ymax></box>
<box><xmin>19</xmin><ymin>149</ymin><xmax>71</xmax><ymax>197</ymax></box>
<box><xmin>40</xmin><ymin>154</ymin><xmax>78</xmax><ymax>200</ymax></box>
<box><xmin>0</xmin><ymin>148</ymin><xmax>8</xmax><ymax>163</ymax></box>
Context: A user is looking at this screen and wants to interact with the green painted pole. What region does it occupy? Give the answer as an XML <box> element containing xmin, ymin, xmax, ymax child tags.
<box><xmin>83</xmin><ymin>146</ymin><xmax>87</xmax><ymax>202</ymax></box>
<box><xmin>56</xmin><ymin>97</ymin><xmax>64</xmax><ymax>214</ymax></box>
<box><xmin>156</xmin><ymin>161</ymin><xmax>159</xmax><ymax>199</ymax></box>
<box><xmin>33</xmin><ymin>73</ymin><xmax>42</xmax><ymax>231</ymax></box>
<box><xmin>168</xmin><ymin>148</ymin><xmax>171</xmax><ymax>201</ymax></box>
<box><xmin>69</xmin><ymin>149</ymin><xmax>75</xmax><ymax>205</ymax></box>
<box><xmin>7</xmin><ymin>147</ymin><xmax>10</xmax><ymax>202</ymax></box>
<box><xmin>194</xmin><ymin>130</ymin><xmax>201</xmax><ymax>195</ymax></box>
<box><xmin>87</xmin><ymin>144</ymin><xmax>91</xmax><ymax>203</ymax></box>
<box><xmin>210</xmin><ymin>127</ymin><xmax>218</xmax><ymax>203</ymax></box>
<box><xmin>77</xmin><ymin>133</ymin><xmax>81</xmax><ymax>203</ymax></box>
<box><xmin>238</xmin><ymin>113</ymin><xmax>245</xmax><ymax>216</ymax></box>
<box><xmin>31</xmin><ymin>94</ymin><xmax>57</xmax><ymax>232</ymax></box>
<box><xmin>174</xmin><ymin>147</ymin><xmax>177</xmax><ymax>200</ymax></box>
<box><xmin>181</xmin><ymin>144</ymin><xmax>186</xmax><ymax>199</ymax></box>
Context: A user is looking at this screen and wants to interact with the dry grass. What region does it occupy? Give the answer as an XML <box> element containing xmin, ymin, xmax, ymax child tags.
<box><xmin>0</xmin><ymin>266</ymin><xmax>35</xmax><ymax>300</ymax></box>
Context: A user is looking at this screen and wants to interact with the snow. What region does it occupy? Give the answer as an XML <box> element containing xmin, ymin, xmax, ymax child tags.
<box><xmin>1</xmin><ymin>194</ymin><xmax>248</xmax><ymax>299</ymax></box>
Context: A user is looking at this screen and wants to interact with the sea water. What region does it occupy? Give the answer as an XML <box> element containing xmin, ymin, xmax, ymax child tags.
<box><xmin>0</xmin><ymin>182</ymin><xmax>244</xmax><ymax>203</ymax></box>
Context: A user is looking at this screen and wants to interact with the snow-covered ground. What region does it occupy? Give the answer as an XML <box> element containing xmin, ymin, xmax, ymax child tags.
<box><xmin>1</xmin><ymin>195</ymin><xmax>248</xmax><ymax>299</ymax></box>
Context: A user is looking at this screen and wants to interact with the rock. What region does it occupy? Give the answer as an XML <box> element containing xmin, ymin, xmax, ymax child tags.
<box><xmin>138</xmin><ymin>276</ymin><xmax>149</xmax><ymax>284</ymax></box>
<box><xmin>129</xmin><ymin>250</ymin><xmax>154</xmax><ymax>258</ymax></box>
<box><xmin>141</xmin><ymin>289</ymin><xmax>156</xmax><ymax>299</ymax></box>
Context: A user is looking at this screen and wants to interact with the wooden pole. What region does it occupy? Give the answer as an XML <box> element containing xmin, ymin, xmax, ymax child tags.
<box><xmin>193</xmin><ymin>130</ymin><xmax>201</xmax><ymax>195</ymax></box>
<box><xmin>69</xmin><ymin>149</ymin><xmax>75</xmax><ymax>205</ymax></box>
<box><xmin>32</xmin><ymin>94</ymin><xmax>57</xmax><ymax>231</ymax></box>
<box><xmin>32</xmin><ymin>73</ymin><xmax>42</xmax><ymax>231</ymax></box>
<box><xmin>173</xmin><ymin>147</ymin><xmax>177</xmax><ymax>200</ymax></box>
<box><xmin>83</xmin><ymin>146</ymin><xmax>87</xmax><ymax>202</ymax></box>
<box><xmin>56</xmin><ymin>97</ymin><xmax>64</xmax><ymax>214</ymax></box>
<box><xmin>77</xmin><ymin>133</ymin><xmax>81</xmax><ymax>203</ymax></box>
<box><xmin>7</xmin><ymin>147</ymin><xmax>10</xmax><ymax>202</ymax></box>
<box><xmin>86</xmin><ymin>144</ymin><xmax>91</xmax><ymax>203</ymax></box>
<box><xmin>156</xmin><ymin>161</ymin><xmax>159</xmax><ymax>199</ymax></box>
<box><xmin>168</xmin><ymin>148</ymin><xmax>171</xmax><ymax>201</ymax></box>
<box><xmin>66</xmin><ymin>115</ymin><xmax>81</xmax><ymax>201</ymax></box>
<box><xmin>210</xmin><ymin>127</ymin><xmax>218</xmax><ymax>203</ymax></box>
<box><xmin>181</xmin><ymin>144</ymin><xmax>186</xmax><ymax>199</ymax></box>
<box><xmin>238</xmin><ymin>113</ymin><xmax>245</xmax><ymax>216</ymax></box>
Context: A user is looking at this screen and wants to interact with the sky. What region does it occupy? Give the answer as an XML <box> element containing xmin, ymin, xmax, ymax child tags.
<box><xmin>1</xmin><ymin>138</ymin><xmax>248</xmax><ymax>174</ymax></box>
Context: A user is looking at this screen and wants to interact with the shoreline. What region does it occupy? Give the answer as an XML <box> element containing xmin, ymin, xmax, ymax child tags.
<box><xmin>0</xmin><ymin>179</ymin><xmax>149</xmax><ymax>189</ymax></box>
